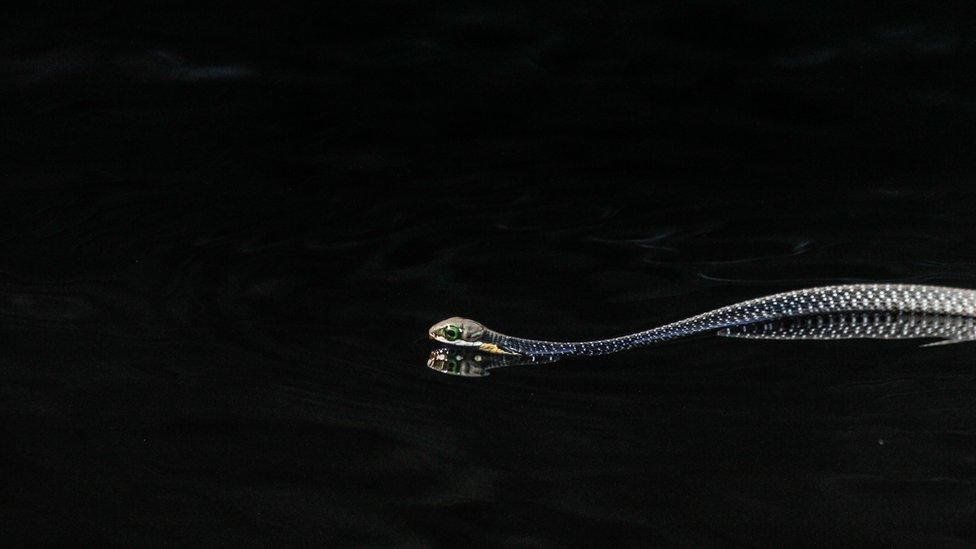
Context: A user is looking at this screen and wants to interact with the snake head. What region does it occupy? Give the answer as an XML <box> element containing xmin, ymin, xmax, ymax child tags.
<box><xmin>428</xmin><ymin>317</ymin><xmax>486</xmax><ymax>347</ymax></box>
<box><xmin>427</xmin><ymin>348</ymin><xmax>491</xmax><ymax>377</ymax></box>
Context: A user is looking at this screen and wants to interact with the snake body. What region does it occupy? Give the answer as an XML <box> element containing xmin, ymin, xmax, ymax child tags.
<box><xmin>428</xmin><ymin>284</ymin><xmax>976</xmax><ymax>357</ymax></box>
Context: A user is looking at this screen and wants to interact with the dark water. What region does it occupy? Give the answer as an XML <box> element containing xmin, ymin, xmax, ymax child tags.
<box><xmin>4</xmin><ymin>3</ymin><xmax>976</xmax><ymax>546</ymax></box>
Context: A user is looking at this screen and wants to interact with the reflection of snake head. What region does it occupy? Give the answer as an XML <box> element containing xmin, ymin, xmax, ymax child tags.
<box><xmin>426</xmin><ymin>348</ymin><xmax>491</xmax><ymax>377</ymax></box>
<box><xmin>427</xmin><ymin>347</ymin><xmax>562</xmax><ymax>377</ymax></box>
<box><xmin>428</xmin><ymin>317</ymin><xmax>519</xmax><ymax>355</ymax></box>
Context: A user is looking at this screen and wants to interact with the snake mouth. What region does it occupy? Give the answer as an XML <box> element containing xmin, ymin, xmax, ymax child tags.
<box><xmin>429</xmin><ymin>332</ymin><xmax>482</xmax><ymax>347</ymax></box>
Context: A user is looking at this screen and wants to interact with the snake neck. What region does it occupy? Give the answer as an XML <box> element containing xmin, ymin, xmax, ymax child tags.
<box><xmin>483</xmin><ymin>329</ymin><xmax>634</xmax><ymax>356</ymax></box>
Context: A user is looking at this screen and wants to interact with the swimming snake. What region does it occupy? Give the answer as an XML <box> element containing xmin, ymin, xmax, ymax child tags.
<box><xmin>428</xmin><ymin>284</ymin><xmax>976</xmax><ymax>362</ymax></box>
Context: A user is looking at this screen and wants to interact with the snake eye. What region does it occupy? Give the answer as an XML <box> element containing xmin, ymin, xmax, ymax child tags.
<box><xmin>443</xmin><ymin>325</ymin><xmax>461</xmax><ymax>341</ymax></box>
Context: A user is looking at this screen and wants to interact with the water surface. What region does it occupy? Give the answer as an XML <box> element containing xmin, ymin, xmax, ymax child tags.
<box><xmin>3</xmin><ymin>3</ymin><xmax>976</xmax><ymax>545</ymax></box>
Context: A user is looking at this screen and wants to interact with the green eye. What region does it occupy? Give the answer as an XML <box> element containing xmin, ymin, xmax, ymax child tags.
<box><xmin>443</xmin><ymin>325</ymin><xmax>461</xmax><ymax>341</ymax></box>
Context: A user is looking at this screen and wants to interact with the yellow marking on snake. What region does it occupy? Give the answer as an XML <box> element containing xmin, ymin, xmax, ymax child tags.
<box><xmin>478</xmin><ymin>342</ymin><xmax>519</xmax><ymax>355</ymax></box>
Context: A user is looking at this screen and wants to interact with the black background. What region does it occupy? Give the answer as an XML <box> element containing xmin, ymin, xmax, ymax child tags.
<box><xmin>3</xmin><ymin>2</ymin><xmax>976</xmax><ymax>545</ymax></box>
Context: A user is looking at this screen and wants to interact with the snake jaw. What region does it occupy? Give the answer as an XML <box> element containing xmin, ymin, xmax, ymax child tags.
<box><xmin>478</xmin><ymin>342</ymin><xmax>520</xmax><ymax>356</ymax></box>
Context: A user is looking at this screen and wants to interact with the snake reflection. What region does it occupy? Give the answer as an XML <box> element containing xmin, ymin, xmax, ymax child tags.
<box><xmin>427</xmin><ymin>348</ymin><xmax>561</xmax><ymax>377</ymax></box>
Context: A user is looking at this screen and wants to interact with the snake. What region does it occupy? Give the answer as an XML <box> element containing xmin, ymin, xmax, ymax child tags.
<box><xmin>428</xmin><ymin>284</ymin><xmax>976</xmax><ymax>359</ymax></box>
